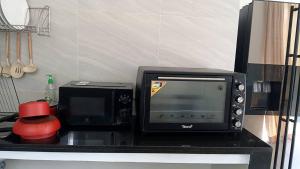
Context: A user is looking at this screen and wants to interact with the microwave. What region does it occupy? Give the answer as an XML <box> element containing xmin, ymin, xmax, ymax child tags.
<box><xmin>58</xmin><ymin>81</ymin><xmax>133</xmax><ymax>127</ymax></box>
<box><xmin>136</xmin><ymin>66</ymin><xmax>246</xmax><ymax>132</ymax></box>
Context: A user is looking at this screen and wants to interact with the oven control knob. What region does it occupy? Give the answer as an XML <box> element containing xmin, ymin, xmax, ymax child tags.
<box><xmin>236</xmin><ymin>83</ymin><xmax>245</xmax><ymax>91</ymax></box>
<box><xmin>234</xmin><ymin>108</ymin><xmax>243</xmax><ymax>115</ymax></box>
<box><xmin>233</xmin><ymin>120</ymin><xmax>242</xmax><ymax>128</ymax></box>
<box><xmin>118</xmin><ymin>95</ymin><xmax>131</xmax><ymax>104</ymax></box>
<box><xmin>235</xmin><ymin>96</ymin><xmax>244</xmax><ymax>103</ymax></box>
<box><xmin>119</xmin><ymin>109</ymin><xmax>130</xmax><ymax>122</ymax></box>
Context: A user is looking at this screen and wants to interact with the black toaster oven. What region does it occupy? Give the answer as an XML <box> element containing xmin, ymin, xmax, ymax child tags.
<box><xmin>136</xmin><ymin>66</ymin><xmax>246</xmax><ymax>133</ymax></box>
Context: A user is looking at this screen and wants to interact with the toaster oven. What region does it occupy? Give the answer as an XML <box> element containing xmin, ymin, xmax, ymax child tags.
<box><xmin>136</xmin><ymin>67</ymin><xmax>246</xmax><ymax>132</ymax></box>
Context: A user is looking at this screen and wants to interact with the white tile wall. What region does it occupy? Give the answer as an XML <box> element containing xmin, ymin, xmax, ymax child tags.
<box><xmin>0</xmin><ymin>0</ymin><xmax>240</xmax><ymax>102</ymax></box>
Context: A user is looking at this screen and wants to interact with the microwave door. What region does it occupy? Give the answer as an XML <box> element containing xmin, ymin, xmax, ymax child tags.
<box><xmin>60</xmin><ymin>88</ymin><xmax>114</xmax><ymax>126</ymax></box>
<box><xmin>68</xmin><ymin>96</ymin><xmax>113</xmax><ymax>125</ymax></box>
<box><xmin>147</xmin><ymin>76</ymin><xmax>231</xmax><ymax>131</ymax></box>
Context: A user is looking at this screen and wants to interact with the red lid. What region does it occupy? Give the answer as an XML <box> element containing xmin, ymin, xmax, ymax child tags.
<box><xmin>19</xmin><ymin>101</ymin><xmax>50</xmax><ymax>118</ymax></box>
<box><xmin>13</xmin><ymin>116</ymin><xmax>61</xmax><ymax>140</ymax></box>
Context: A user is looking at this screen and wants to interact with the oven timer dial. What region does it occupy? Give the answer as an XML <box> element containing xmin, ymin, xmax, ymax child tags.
<box><xmin>118</xmin><ymin>94</ymin><xmax>132</xmax><ymax>104</ymax></box>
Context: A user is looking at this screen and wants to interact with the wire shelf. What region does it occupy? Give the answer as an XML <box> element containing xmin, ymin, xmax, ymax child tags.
<box><xmin>0</xmin><ymin>6</ymin><xmax>50</xmax><ymax>36</ymax></box>
<box><xmin>0</xmin><ymin>74</ymin><xmax>19</xmax><ymax>113</ymax></box>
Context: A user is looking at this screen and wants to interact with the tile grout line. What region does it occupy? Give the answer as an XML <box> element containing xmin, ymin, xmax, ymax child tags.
<box><xmin>157</xmin><ymin>0</ymin><xmax>163</xmax><ymax>65</ymax></box>
<box><xmin>76</xmin><ymin>0</ymin><xmax>80</xmax><ymax>81</ymax></box>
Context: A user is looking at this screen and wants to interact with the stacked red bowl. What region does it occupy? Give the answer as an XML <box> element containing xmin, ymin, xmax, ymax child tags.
<box><xmin>13</xmin><ymin>101</ymin><xmax>61</xmax><ymax>140</ymax></box>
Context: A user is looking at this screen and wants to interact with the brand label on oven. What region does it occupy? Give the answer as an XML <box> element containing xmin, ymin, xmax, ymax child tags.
<box><xmin>151</xmin><ymin>81</ymin><xmax>166</xmax><ymax>97</ymax></box>
<box><xmin>181</xmin><ymin>124</ymin><xmax>193</xmax><ymax>129</ymax></box>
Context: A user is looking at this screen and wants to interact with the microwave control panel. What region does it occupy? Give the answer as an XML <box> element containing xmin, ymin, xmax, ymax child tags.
<box><xmin>115</xmin><ymin>90</ymin><xmax>133</xmax><ymax>124</ymax></box>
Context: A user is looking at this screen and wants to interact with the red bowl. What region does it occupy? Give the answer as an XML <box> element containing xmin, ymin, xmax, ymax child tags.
<box><xmin>19</xmin><ymin>101</ymin><xmax>50</xmax><ymax>118</ymax></box>
<box><xmin>49</xmin><ymin>105</ymin><xmax>57</xmax><ymax>115</ymax></box>
<box><xmin>13</xmin><ymin>116</ymin><xmax>61</xmax><ymax>140</ymax></box>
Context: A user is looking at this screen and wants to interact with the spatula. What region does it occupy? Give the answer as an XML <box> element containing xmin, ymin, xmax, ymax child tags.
<box><xmin>2</xmin><ymin>32</ymin><xmax>11</xmax><ymax>77</ymax></box>
<box><xmin>0</xmin><ymin>58</ymin><xmax>2</xmax><ymax>76</ymax></box>
<box><xmin>23</xmin><ymin>32</ymin><xmax>37</xmax><ymax>73</ymax></box>
<box><xmin>10</xmin><ymin>32</ymin><xmax>24</xmax><ymax>79</ymax></box>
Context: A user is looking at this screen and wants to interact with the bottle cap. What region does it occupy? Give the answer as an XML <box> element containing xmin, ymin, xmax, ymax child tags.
<box><xmin>47</xmin><ymin>74</ymin><xmax>54</xmax><ymax>84</ymax></box>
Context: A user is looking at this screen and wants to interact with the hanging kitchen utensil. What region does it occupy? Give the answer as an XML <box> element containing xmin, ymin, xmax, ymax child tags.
<box><xmin>23</xmin><ymin>32</ymin><xmax>37</xmax><ymax>73</ymax></box>
<box><xmin>0</xmin><ymin>38</ymin><xmax>2</xmax><ymax>74</ymax></box>
<box><xmin>10</xmin><ymin>32</ymin><xmax>24</xmax><ymax>78</ymax></box>
<box><xmin>0</xmin><ymin>61</ymin><xmax>2</xmax><ymax>76</ymax></box>
<box><xmin>2</xmin><ymin>32</ymin><xmax>11</xmax><ymax>77</ymax></box>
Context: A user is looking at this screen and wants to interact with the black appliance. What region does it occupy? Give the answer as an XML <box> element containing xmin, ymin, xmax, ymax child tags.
<box><xmin>59</xmin><ymin>131</ymin><xmax>133</xmax><ymax>146</ymax></box>
<box><xmin>58</xmin><ymin>81</ymin><xmax>133</xmax><ymax>127</ymax></box>
<box><xmin>136</xmin><ymin>66</ymin><xmax>246</xmax><ymax>133</ymax></box>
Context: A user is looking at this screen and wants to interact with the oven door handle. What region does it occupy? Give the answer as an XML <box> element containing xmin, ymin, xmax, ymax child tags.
<box><xmin>157</xmin><ymin>77</ymin><xmax>226</xmax><ymax>81</ymax></box>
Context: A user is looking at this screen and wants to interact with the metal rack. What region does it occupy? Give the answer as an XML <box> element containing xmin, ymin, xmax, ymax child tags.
<box><xmin>0</xmin><ymin>75</ymin><xmax>19</xmax><ymax>113</ymax></box>
<box><xmin>0</xmin><ymin>6</ymin><xmax>50</xmax><ymax>36</ymax></box>
<box><xmin>0</xmin><ymin>74</ymin><xmax>19</xmax><ymax>133</ymax></box>
<box><xmin>273</xmin><ymin>5</ymin><xmax>300</xmax><ymax>169</ymax></box>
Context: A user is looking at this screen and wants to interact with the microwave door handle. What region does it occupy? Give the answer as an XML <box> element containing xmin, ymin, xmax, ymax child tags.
<box><xmin>157</xmin><ymin>77</ymin><xmax>226</xmax><ymax>81</ymax></box>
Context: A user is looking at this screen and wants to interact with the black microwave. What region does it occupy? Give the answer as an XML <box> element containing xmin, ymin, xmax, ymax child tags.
<box><xmin>136</xmin><ymin>66</ymin><xmax>246</xmax><ymax>133</ymax></box>
<box><xmin>58</xmin><ymin>81</ymin><xmax>133</xmax><ymax>127</ymax></box>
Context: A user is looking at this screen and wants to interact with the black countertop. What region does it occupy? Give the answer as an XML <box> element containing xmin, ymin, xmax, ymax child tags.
<box><xmin>0</xmin><ymin>128</ymin><xmax>271</xmax><ymax>154</ymax></box>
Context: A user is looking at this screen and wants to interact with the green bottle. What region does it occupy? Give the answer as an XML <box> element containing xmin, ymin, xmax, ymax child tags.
<box><xmin>44</xmin><ymin>74</ymin><xmax>57</xmax><ymax>106</ymax></box>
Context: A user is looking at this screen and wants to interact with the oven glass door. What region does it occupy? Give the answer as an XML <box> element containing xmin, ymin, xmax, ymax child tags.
<box><xmin>61</xmin><ymin>88</ymin><xmax>113</xmax><ymax>125</ymax></box>
<box><xmin>144</xmin><ymin>75</ymin><xmax>232</xmax><ymax>131</ymax></box>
